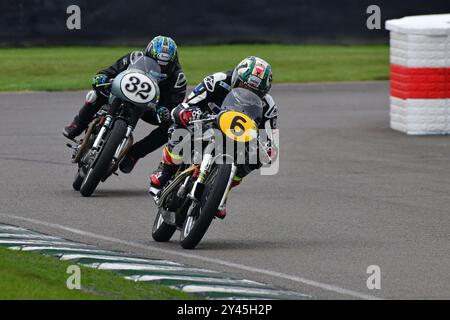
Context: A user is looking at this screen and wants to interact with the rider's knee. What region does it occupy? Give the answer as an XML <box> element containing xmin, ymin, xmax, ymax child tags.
<box><xmin>85</xmin><ymin>90</ymin><xmax>98</xmax><ymax>105</ymax></box>
<box><xmin>162</xmin><ymin>146</ymin><xmax>183</xmax><ymax>165</ymax></box>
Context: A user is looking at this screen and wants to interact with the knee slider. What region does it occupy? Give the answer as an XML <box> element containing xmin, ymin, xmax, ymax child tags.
<box><xmin>85</xmin><ymin>90</ymin><xmax>98</xmax><ymax>104</ymax></box>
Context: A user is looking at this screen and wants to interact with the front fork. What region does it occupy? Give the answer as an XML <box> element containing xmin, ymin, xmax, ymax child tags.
<box><xmin>89</xmin><ymin>115</ymin><xmax>133</xmax><ymax>169</ymax></box>
<box><xmin>218</xmin><ymin>163</ymin><xmax>237</xmax><ymax>211</ymax></box>
<box><xmin>92</xmin><ymin>115</ymin><xmax>113</xmax><ymax>151</ymax></box>
<box><xmin>188</xmin><ymin>142</ymin><xmax>216</xmax><ymax>202</ymax></box>
<box><xmin>188</xmin><ymin>147</ymin><xmax>237</xmax><ymax>213</ymax></box>
<box><xmin>188</xmin><ymin>153</ymin><xmax>212</xmax><ymax>201</ymax></box>
<box><xmin>113</xmin><ymin>125</ymin><xmax>133</xmax><ymax>162</ymax></box>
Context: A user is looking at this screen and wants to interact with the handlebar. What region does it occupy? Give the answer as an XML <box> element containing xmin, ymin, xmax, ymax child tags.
<box><xmin>189</xmin><ymin>114</ymin><xmax>217</xmax><ymax>124</ymax></box>
<box><xmin>95</xmin><ymin>82</ymin><xmax>113</xmax><ymax>88</ymax></box>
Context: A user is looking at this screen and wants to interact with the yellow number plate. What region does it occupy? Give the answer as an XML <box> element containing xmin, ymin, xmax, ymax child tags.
<box><xmin>218</xmin><ymin>111</ymin><xmax>258</xmax><ymax>142</ymax></box>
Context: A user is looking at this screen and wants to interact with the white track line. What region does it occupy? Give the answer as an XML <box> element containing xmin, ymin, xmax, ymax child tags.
<box><xmin>0</xmin><ymin>214</ymin><xmax>382</xmax><ymax>300</ymax></box>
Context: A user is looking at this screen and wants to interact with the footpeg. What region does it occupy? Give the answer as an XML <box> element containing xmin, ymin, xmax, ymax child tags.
<box><xmin>148</xmin><ymin>186</ymin><xmax>161</xmax><ymax>198</ymax></box>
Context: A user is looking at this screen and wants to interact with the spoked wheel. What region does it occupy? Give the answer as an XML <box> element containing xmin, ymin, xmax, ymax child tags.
<box><xmin>180</xmin><ymin>164</ymin><xmax>232</xmax><ymax>249</ymax></box>
<box><xmin>80</xmin><ymin>119</ymin><xmax>127</xmax><ymax>197</ymax></box>
<box><xmin>152</xmin><ymin>208</ymin><xmax>176</xmax><ymax>242</ymax></box>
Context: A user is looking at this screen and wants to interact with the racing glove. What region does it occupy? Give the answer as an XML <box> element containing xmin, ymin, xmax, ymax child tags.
<box><xmin>260</xmin><ymin>141</ymin><xmax>278</xmax><ymax>164</ymax></box>
<box><xmin>92</xmin><ymin>74</ymin><xmax>111</xmax><ymax>97</ymax></box>
<box><xmin>156</xmin><ymin>106</ymin><xmax>171</xmax><ymax>124</ymax></box>
<box><xmin>92</xmin><ymin>74</ymin><xmax>109</xmax><ymax>87</ymax></box>
<box><xmin>174</xmin><ymin>104</ymin><xmax>203</xmax><ymax>128</ymax></box>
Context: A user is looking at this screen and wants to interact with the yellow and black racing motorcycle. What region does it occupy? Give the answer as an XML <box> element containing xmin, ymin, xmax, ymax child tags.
<box><xmin>151</xmin><ymin>88</ymin><xmax>267</xmax><ymax>249</ymax></box>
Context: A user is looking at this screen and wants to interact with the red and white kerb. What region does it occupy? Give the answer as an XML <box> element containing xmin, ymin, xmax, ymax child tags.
<box><xmin>386</xmin><ymin>14</ymin><xmax>450</xmax><ymax>135</ymax></box>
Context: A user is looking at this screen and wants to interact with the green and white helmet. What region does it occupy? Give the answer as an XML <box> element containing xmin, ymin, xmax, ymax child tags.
<box><xmin>231</xmin><ymin>56</ymin><xmax>273</xmax><ymax>97</ymax></box>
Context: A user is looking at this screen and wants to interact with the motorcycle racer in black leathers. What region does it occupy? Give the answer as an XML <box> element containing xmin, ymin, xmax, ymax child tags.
<box><xmin>63</xmin><ymin>36</ymin><xmax>187</xmax><ymax>174</ymax></box>
<box><xmin>149</xmin><ymin>56</ymin><xmax>278</xmax><ymax>219</ymax></box>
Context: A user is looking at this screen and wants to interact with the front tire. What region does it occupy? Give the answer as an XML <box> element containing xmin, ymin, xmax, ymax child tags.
<box><xmin>72</xmin><ymin>170</ymin><xmax>83</xmax><ymax>191</ymax></box>
<box><xmin>180</xmin><ymin>164</ymin><xmax>232</xmax><ymax>249</ymax></box>
<box><xmin>152</xmin><ymin>208</ymin><xmax>177</xmax><ymax>242</ymax></box>
<box><xmin>80</xmin><ymin>119</ymin><xmax>128</xmax><ymax>197</ymax></box>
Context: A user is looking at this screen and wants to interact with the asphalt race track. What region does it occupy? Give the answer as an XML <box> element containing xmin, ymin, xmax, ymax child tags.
<box><xmin>1</xmin><ymin>82</ymin><xmax>450</xmax><ymax>299</ymax></box>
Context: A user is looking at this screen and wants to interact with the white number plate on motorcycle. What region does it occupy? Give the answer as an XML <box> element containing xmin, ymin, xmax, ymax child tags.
<box><xmin>121</xmin><ymin>72</ymin><xmax>156</xmax><ymax>104</ymax></box>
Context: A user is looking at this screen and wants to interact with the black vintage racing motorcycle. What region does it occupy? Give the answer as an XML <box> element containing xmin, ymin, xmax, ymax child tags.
<box><xmin>67</xmin><ymin>56</ymin><xmax>164</xmax><ymax>197</ymax></box>
<box><xmin>151</xmin><ymin>88</ymin><xmax>269</xmax><ymax>249</ymax></box>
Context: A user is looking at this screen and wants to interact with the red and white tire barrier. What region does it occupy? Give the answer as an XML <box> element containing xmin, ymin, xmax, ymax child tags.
<box><xmin>386</xmin><ymin>14</ymin><xmax>450</xmax><ymax>135</ymax></box>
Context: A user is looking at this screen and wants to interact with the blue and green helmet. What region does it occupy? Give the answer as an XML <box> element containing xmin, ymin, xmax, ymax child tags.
<box><xmin>145</xmin><ymin>36</ymin><xmax>178</xmax><ymax>66</ymax></box>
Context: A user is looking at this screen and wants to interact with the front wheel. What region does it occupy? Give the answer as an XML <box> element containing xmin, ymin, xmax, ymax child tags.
<box><xmin>72</xmin><ymin>170</ymin><xmax>83</xmax><ymax>191</ymax></box>
<box><xmin>80</xmin><ymin>119</ymin><xmax>128</xmax><ymax>197</ymax></box>
<box><xmin>180</xmin><ymin>164</ymin><xmax>232</xmax><ymax>249</ymax></box>
<box><xmin>152</xmin><ymin>208</ymin><xmax>177</xmax><ymax>242</ymax></box>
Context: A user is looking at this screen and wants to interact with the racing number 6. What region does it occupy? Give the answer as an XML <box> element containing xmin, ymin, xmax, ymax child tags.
<box><xmin>230</xmin><ymin>115</ymin><xmax>247</xmax><ymax>136</ymax></box>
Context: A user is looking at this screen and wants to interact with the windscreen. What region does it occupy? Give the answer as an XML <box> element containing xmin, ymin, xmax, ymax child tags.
<box><xmin>128</xmin><ymin>56</ymin><xmax>167</xmax><ymax>82</ymax></box>
<box><xmin>221</xmin><ymin>88</ymin><xmax>264</xmax><ymax>125</ymax></box>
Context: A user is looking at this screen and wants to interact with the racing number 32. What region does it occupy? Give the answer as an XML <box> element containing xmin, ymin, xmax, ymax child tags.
<box><xmin>125</xmin><ymin>76</ymin><xmax>151</xmax><ymax>100</ymax></box>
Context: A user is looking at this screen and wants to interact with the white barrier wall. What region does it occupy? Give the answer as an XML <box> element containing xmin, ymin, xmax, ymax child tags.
<box><xmin>386</xmin><ymin>14</ymin><xmax>450</xmax><ymax>135</ymax></box>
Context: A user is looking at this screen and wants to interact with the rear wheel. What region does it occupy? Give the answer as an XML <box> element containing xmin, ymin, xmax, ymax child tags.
<box><xmin>80</xmin><ymin>119</ymin><xmax>128</xmax><ymax>197</ymax></box>
<box><xmin>152</xmin><ymin>208</ymin><xmax>177</xmax><ymax>242</ymax></box>
<box><xmin>180</xmin><ymin>164</ymin><xmax>232</xmax><ymax>249</ymax></box>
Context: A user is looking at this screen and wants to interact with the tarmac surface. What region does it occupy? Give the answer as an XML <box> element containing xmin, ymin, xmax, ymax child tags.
<box><xmin>1</xmin><ymin>82</ymin><xmax>449</xmax><ymax>299</ymax></box>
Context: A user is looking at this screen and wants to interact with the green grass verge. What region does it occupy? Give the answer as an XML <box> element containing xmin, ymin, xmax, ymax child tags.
<box><xmin>0</xmin><ymin>45</ymin><xmax>389</xmax><ymax>92</ymax></box>
<box><xmin>0</xmin><ymin>247</ymin><xmax>194</xmax><ymax>300</ymax></box>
